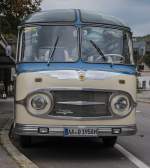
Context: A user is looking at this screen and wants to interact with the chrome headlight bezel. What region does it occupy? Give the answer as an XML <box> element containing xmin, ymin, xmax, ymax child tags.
<box><xmin>26</xmin><ymin>91</ymin><xmax>54</xmax><ymax>116</ymax></box>
<box><xmin>108</xmin><ymin>92</ymin><xmax>134</xmax><ymax>118</ymax></box>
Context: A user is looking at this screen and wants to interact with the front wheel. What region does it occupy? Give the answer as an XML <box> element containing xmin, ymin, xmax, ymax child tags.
<box><xmin>19</xmin><ymin>135</ymin><xmax>31</xmax><ymax>148</ymax></box>
<box><xmin>102</xmin><ymin>136</ymin><xmax>117</xmax><ymax>148</ymax></box>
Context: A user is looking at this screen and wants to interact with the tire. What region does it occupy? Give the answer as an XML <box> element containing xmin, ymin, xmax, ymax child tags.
<box><xmin>19</xmin><ymin>136</ymin><xmax>31</xmax><ymax>148</ymax></box>
<box><xmin>102</xmin><ymin>136</ymin><xmax>117</xmax><ymax>148</ymax></box>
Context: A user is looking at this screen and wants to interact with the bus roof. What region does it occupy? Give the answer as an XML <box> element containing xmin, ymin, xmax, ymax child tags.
<box><xmin>22</xmin><ymin>9</ymin><xmax>130</xmax><ymax>29</ymax></box>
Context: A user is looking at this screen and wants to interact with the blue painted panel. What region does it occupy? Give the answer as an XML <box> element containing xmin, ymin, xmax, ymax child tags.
<box><xmin>16</xmin><ymin>61</ymin><xmax>136</xmax><ymax>75</ymax></box>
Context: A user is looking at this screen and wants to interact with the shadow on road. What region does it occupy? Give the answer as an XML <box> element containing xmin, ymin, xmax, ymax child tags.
<box><xmin>12</xmin><ymin>137</ymin><xmax>136</xmax><ymax>168</ymax></box>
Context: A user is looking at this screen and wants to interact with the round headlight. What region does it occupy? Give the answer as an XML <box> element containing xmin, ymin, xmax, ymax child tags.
<box><xmin>31</xmin><ymin>95</ymin><xmax>47</xmax><ymax>110</ymax></box>
<box><xmin>109</xmin><ymin>93</ymin><xmax>132</xmax><ymax>117</ymax></box>
<box><xmin>26</xmin><ymin>92</ymin><xmax>53</xmax><ymax>116</ymax></box>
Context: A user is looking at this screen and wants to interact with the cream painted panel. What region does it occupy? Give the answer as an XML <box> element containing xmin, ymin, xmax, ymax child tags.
<box><xmin>15</xmin><ymin>104</ymin><xmax>136</xmax><ymax>126</ymax></box>
<box><xmin>16</xmin><ymin>72</ymin><xmax>136</xmax><ymax>101</ymax></box>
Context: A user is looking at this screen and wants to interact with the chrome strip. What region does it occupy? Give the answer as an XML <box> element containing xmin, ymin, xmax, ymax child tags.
<box><xmin>35</xmin><ymin>70</ymin><xmax>126</xmax><ymax>80</ymax></box>
<box><xmin>57</xmin><ymin>101</ymin><xmax>105</xmax><ymax>106</ymax></box>
<box><xmin>16</xmin><ymin>87</ymin><xmax>136</xmax><ymax>95</ymax></box>
<box><xmin>14</xmin><ymin>123</ymin><xmax>137</xmax><ymax>137</ymax></box>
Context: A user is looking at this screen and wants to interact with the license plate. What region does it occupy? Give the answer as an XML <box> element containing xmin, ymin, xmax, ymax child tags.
<box><xmin>64</xmin><ymin>128</ymin><xmax>98</xmax><ymax>137</ymax></box>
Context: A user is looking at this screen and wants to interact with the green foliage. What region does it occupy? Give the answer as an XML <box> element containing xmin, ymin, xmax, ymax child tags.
<box><xmin>0</xmin><ymin>0</ymin><xmax>42</xmax><ymax>35</ymax></box>
<box><xmin>143</xmin><ymin>54</ymin><xmax>150</xmax><ymax>67</ymax></box>
<box><xmin>133</xmin><ymin>34</ymin><xmax>150</xmax><ymax>65</ymax></box>
<box><xmin>135</xmin><ymin>35</ymin><xmax>150</xmax><ymax>41</ymax></box>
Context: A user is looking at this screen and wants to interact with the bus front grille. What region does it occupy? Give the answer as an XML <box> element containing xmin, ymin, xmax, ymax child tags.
<box><xmin>49</xmin><ymin>90</ymin><xmax>112</xmax><ymax>118</ymax></box>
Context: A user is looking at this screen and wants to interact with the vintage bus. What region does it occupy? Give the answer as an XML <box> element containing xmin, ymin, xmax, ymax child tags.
<box><xmin>14</xmin><ymin>9</ymin><xmax>137</xmax><ymax>147</ymax></box>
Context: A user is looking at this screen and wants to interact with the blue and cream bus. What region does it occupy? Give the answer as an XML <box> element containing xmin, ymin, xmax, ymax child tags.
<box><xmin>14</xmin><ymin>9</ymin><xmax>137</xmax><ymax>147</ymax></box>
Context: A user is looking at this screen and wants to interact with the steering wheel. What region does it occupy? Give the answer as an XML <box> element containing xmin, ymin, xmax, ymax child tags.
<box><xmin>87</xmin><ymin>54</ymin><xmax>106</xmax><ymax>63</ymax></box>
<box><xmin>104</xmin><ymin>54</ymin><xmax>125</xmax><ymax>63</ymax></box>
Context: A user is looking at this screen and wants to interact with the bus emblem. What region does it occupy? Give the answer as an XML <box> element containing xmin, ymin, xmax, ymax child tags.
<box><xmin>79</xmin><ymin>72</ymin><xmax>86</xmax><ymax>81</ymax></box>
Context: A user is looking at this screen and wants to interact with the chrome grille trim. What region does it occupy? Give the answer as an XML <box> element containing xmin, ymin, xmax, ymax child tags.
<box><xmin>51</xmin><ymin>90</ymin><xmax>111</xmax><ymax>118</ymax></box>
<box><xmin>57</xmin><ymin>101</ymin><xmax>105</xmax><ymax>106</ymax></box>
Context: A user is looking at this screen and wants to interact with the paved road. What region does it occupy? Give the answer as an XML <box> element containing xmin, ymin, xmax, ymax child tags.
<box><xmin>0</xmin><ymin>98</ymin><xmax>19</xmax><ymax>168</ymax></box>
<box><xmin>15</xmin><ymin>138</ymin><xmax>137</xmax><ymax>168</ymax></box>
<box><xmin>11</xmin><ymin>102</ymin><xmax>150</xmax><ymax>168</ymax></box>
<box><xmin>118</xmin><ymin>102</ymin><xmax>150</xmax><ymax>166</ymax></box>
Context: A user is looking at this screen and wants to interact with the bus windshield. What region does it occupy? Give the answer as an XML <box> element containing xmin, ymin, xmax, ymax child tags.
<box><xmin>81</xmin><ymin>27</ymin><xmax>132</xmax><ymax>64</ymax></box>
<box><xmin>21</xmin><ymin>25</ymin><xmax>133</xmax><ymax>64</ymax></box>
<box><xmin>21</xmin><ymin>26</ymin><xmax>78</xmax><ymax>62</ymax></box>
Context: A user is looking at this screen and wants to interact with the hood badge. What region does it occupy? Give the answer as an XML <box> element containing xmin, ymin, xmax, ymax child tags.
<box><xmin>79</xmin><ymin>71</ymin><xmax>86</xmax><ymax>81</ymax></box>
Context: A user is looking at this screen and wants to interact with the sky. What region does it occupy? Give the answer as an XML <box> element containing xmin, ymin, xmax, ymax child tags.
<box><xmin>41</xmin><ymin>0</ymin><xmax>150</xmax><ymax>36</ymax></box>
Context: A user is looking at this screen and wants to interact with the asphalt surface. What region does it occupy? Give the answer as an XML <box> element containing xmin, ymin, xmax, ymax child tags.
<box><xmin>118</xmin><ymin>102</ymin><xmax>150</xmax><ymax>166</ymax></box>
<box><xmin>15</xmin><ymin>138</ymin><xmax>137</xmax><ymax>168</ymax></box>
<box><xmin>0</xmin><ymin>98</ymin><xmax>19</xmax><ymax>168</ymax></box>
<box><xmin>11</xmin><ymin>102</ymin><xmax>150</xmax><ymax>168</ymax></box>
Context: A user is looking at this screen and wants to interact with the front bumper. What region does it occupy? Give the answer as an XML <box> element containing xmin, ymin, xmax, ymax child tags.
<box><xmin>14</xmin><ymin>123</ymin><xmax>137</xmax><ymax>137</ymax></box>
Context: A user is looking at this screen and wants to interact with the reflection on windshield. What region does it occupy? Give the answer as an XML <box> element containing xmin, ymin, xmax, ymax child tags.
<box><xmin>21</xmin><ymin>26</ymin><xmax>131</xmax><ymax>64</ymax></box>
<box><xmin>81</xmin><ymin>27</ymin><xmax>130</xmax><ymax>64</ymax></box>
<box><xmin>22</xmin><ymin>26</ymin><xmax>78</xmax><ymax>62</ymax></box>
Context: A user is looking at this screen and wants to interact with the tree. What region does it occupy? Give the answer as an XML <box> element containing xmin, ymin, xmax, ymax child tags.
<box><xmin>0</xmin><ymin>0</ymin><xmax>42</xmax><ymax>35</ymax></box>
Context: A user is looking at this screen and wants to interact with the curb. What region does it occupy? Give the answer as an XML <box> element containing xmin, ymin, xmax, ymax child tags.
<box><xmin>0</xmin><ymin>118</ymin><xmax>39</xmax><ymax>168</ymax></box>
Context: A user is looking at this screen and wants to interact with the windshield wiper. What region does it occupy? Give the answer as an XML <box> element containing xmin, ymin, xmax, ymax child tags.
<box><xmin>47</xmin><ymin>36</ymin><xmax>59</xmax><ymax>66</ymax></box>
<box><xmin>90</xmin><ymin>40</ymin><xmax>106</xmax><ymax>61</ymax></box>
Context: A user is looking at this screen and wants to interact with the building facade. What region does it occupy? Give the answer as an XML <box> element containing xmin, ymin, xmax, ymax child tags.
<box><xmin>138</xmin><ymin>65</ymin><xmax>150</xmax><ymax>90</ymax></box>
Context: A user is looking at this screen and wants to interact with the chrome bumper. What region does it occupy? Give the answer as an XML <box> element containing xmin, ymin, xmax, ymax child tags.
<box><xmin>14</xmin><ymin>123</ymin><xmax>137</xmax><ymax>137</ymax></box>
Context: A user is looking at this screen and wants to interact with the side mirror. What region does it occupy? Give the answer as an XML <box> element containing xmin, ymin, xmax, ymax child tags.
<box><xmin>137</xmin><ymin>64</ymin><xmax>144</xmax><ymax>72</ymax></box>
